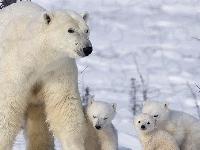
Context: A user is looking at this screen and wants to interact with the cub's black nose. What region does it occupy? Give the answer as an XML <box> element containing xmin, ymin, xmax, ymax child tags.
<box><xmin>83</xmin><ymin>47</ymin><xmax>93</xmax><ymax>56</ymax></box>
<box><xmin>141</xmin><ymin>125</ymin><xmax>146</xmax><ymax>130</ymax></box>
<box><xmin>95</xmin><ymin>125</ymin><xmax>101</xmax><ymax>130</ymax></box>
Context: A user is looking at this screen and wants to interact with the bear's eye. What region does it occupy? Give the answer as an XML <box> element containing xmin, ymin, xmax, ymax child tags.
<box><xmin>147</xmin><ymin>122</ymin><xmax>150</xmax><ymax>124</ymax></box>
<box><xmin>138</xmin><ymin>121</ymin><xmax>140</xmax><ymax>123</ymax></box>
<box><xmin>86</xmin><ymin>29</ymin><xmax>89</xmax><ymax>33</ymax></box>
<box><xmin>154</xmin><ymin>115</ymin><xmax>158</xmax><ymax>118</ymax></box>
<box><xmin>93</xmin><ymin>116</ymin><xmax>96</xmax><ymax>118</ymax></box>
<box><xmin>104</xmin><ymin>117</ymin><xmax>108</xmax><ymax>120</ymax></box>
<box><xmin>68</xmin><ymin>28</ymin><xmax>75</xmax><ymax>33</ymax></box>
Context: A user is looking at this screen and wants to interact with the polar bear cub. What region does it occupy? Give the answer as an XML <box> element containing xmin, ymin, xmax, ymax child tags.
<box><xmin>84</xmin><ymin>100</ymin><xmax>118</xmax><ymax>150</ymax></box>
<box><xmin>142</xmin><ymin>101</ymin><xmax>200</xmax><ymax>150</ymax></box>
<box><xmin>134</xmin><ymin>113</ymin><xmax>179</xmax><ymax>150</ymax></box>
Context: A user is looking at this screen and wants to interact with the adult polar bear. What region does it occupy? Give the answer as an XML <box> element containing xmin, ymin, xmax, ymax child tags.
<box><xmin>0</xmin><ymin>1</ymin><xmax>92</xmax><ymax>150</ymax></box>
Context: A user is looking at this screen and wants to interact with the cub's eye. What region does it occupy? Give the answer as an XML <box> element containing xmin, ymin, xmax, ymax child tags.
<box><xmin>154</xmin><ymin>115</ymin><xmax>158</xmax><ymax>118</ymax></box>
<box><xmin>104</xmin><ymin>117</ymin><xmax>108</xmax><ymax>120</ymax></box>
<box><xmin>138</xmin><ymin>121</ymin><xmax>140</xmax><ymax>123</ymax></box>
<box><xmin>93</xmin><ymin>116</ymin><xmax>96</xmax><ymax>118</ymax></box>
<box><xmin>147</xmin><ymin>122</ymin><xmax>150</xmax><ymax>124</ymax></box>
<box><xmin>86</xmin><ymin>29</ymin><xmax>89</xmax><ymax>33</ymax></box>
<box><xmin>68</xmin><ymin>28</ymin><xmax>75</xmax><ymax>33</ymax></box>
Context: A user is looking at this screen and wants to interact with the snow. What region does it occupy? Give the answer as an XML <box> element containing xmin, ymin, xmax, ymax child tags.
<box><xmin>12</xmin><ymin>0</ymin><xmax>200</xmax><ymax>149</ymax></box>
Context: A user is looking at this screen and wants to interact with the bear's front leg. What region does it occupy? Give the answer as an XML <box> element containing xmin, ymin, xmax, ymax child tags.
<box><xmin>25</xmin><ymin>104</ymin><xmax>55</xmax><ymax>150</ymax></box>
<box><xmin>98</xmin><ymin>126</ymin><xmax>118</xmax><ymax>150</ymax></box>
<box><xmin>43</xmin><ymin>76</ymin><xmax>86</xmax><ymax>150</ymax></box>
<box><xmin>0</xmin><ymin>82</ymin><xmax>28</xmax><ymax>150</ymax></box>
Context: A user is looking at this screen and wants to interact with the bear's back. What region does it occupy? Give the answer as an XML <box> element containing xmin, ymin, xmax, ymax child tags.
<box><xmin>170</xmin><ymin>110</ymin><xmax>200</xmax><ymax>130</ymax></box>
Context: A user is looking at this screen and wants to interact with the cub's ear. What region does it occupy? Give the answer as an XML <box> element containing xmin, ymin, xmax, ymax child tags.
<box><xmin>133</xmin><ymin>115</ymin><xmax>137</xmax><ymax>120</ymax></box>
<box><xmin>143</xmin><ymin>101</ymin><xmax>147</xmax><ymax>106</ymax></box>
<box><xmin>80</xmin><ymin>11</ymin><xmax>89</xmax><ymax>22</ymax></box>
<box><xmin>88</xmin><ymin>99</ymin><xmax>94</xmax><ymax>106</ymax></box>
<box><xmin>42</xmin><ymin>11</ymin><xmax>53</xmax><ymax>25</ymax></box>
<box><xmin>111</xmin><ymin>103</ymin><xmax>117</xmax><ymax>110</ymax></box>
<box><xmin>163</xmin><ymin>101</ymin><xmax>169</xmax><ymax>108</ymax></box>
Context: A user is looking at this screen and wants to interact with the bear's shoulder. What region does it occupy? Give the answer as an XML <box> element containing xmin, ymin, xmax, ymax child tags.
<box><xmin>0</xmin><ymin>2</ymin><xmax>45</xmax><ymax>22</ymax></box>
<box><xmin>0</xmin><ymin>2</ymin><xmax>45</xmax><ymax>38</ymax></box>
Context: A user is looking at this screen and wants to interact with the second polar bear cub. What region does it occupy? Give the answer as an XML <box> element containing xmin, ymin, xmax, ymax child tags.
<box><xmin>134</xmin><ymin>113</ymin><xmax>179</xmax><ymax>150</ymax></box>
<box><xmin>84</xmin><ymin>100</ymin><xmax>118</xmax><ymax>150</ymax></box>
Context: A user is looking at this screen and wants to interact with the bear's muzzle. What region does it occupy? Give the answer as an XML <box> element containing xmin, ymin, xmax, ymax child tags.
<box><xmin>83</xmin><ymin>46</ymin><xmax>93</xmax><ymax>56</ymax></box>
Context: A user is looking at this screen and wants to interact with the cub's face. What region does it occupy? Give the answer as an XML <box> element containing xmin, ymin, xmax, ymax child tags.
<box><xmin>43</xmin><ymin>10</ymin><xmax>92</xmax><ymax>58</ymax></box>
<box><xmin>142</xmin><ymin>101</ymin><xmax>170</xmax><ymax>125</ymax></box>
<box><xmin>86</xmin><ymin>100</ymin><xmax>117</xmax><ymax>130</ymax></box>
<box><xmin>134</xmin><ymin>113</ymin><xmax>155</xmax><ymax>134</ymax></box>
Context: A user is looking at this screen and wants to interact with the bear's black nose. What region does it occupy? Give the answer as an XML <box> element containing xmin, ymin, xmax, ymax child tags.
<box><xmin>95</xmin><ymin>125</ymin><xmax>101</xmax><ymax>130</ymax></box>
<box><xmin>83</xmin><ymin>47</ymin><xmax>93</xmax><ymax>56</ymax></box>
<box><xmin>141</xmin><ymin>125</ymin><xmax>146</xmax><ymax>130</ymax></box>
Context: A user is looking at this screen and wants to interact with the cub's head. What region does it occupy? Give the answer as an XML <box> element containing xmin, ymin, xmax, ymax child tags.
<box><xmin>86</xmin><ymin>100</ymin><xmax>117</xmax><ymax>130</ymax></box>
<box><xmin>39</xmin><ymin>10</ymin><xmax>92</xmax><ymax>58</ymax></box>
<box><xmin>142</xmin><ymin>101</ymin><xmax>170</xmax><ymax>125</ymax></box>
<box><xmin>134</xmin><ymin>113</ymin><xmax>155</xmax><ymax>134</ymax></box>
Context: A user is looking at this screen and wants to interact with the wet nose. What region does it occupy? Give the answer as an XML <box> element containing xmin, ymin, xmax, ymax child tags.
<box><xmin>141</xmin><ymin>125</ymin><xmax>146</xmax><ymax>130</ymax></box>
<box><xmin>83</xmin><ymin>47</ymin><xmax>93</xmax><ymax>56</ymax></box>
<box><xmin>95</xmin><ymin>125</ymin><xmax>101</xmax><ymax>130</ymax></box>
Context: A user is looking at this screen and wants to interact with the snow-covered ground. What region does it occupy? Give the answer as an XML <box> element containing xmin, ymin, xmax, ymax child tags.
<box><xmin>13</xmin><ymin>0</ymin><xmax>200</xmax><ymax>149</ymax></box>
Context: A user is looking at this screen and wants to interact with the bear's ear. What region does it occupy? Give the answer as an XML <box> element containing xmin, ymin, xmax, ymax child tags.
<box><xmin>111</xmin><ymin>103</ymin><xmax>117</xmax><ymax>110</ymax></box>
<box><xmin>163</xmin><ymin>101</ymin><xmax>169</xmax><ymax>108</ymax></box>
<box><xmin>42</xmin><ymin>11</ymin><xmax>54</xmax><ymax>25</ymax></box>
<box><xmin>80</xmin><ymin>11</ymin><xmax>89</xmax><ymax>22</ymax></box>
<box><xmin>88</xmin><ymin>99</ymin><xmax>94</xmax><ymax>106</ymax></box>
<box><xmin>143</xmin><ymin>101</ymin><xmax>147</xmax><ymax>106</ymax></box>
<box><xmin>133</xmin><ymin>115</ymin><xmax>137</xmax><ymax>120</ymax></box>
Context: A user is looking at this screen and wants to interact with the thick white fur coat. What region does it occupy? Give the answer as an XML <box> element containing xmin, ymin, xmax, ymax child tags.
<box><xmin>0</xmin><ymin>1</ymin><xmax>92</xmax><ymax>150</ymax></box>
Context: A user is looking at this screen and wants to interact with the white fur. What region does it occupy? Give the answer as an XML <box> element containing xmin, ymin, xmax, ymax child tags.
<box><xmin>0</xmin><ymin>1</ymin><xmax>92</xmax><ymax>150</ymax></box>
<box><xmin>84</xmin><ymin>100</ymin><xmax>118</xmax><ymax>150</ymax></box>
<box><xmin>134</xmin><ymin>113</ymin><xmax>179</xmax><ymax>150</ymax></box>
<box><xmin>142</xmin><ymin>101</ymin><xmax>200</xmax><ymax>150</ymax></box>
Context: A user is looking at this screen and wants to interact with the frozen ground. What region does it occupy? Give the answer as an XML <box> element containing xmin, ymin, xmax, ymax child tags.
<box><xmin>13</xmin><ymin>0</ymin><xmax>200</xmax><ymax>149</ymax></box>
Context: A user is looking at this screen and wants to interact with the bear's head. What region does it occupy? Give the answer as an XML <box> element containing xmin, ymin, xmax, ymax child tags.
<box><xmin>36</xmin><ymin>10</ymin><xmax>92</xmax><ymax>58</ymax></box>
<box><xmin>134</xmin><ymin>113</ymin><xmax>155</xmax><ymax>134</ymax></box>
<box><xmin>86</xmin><ymin>100</ymin><xmax>117</xmax><ymax>130</ymax></box>
<box><xmin>142</xmin><ymin>101</ymin><xmax>170</xmax><ymax>126</ymax></box>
